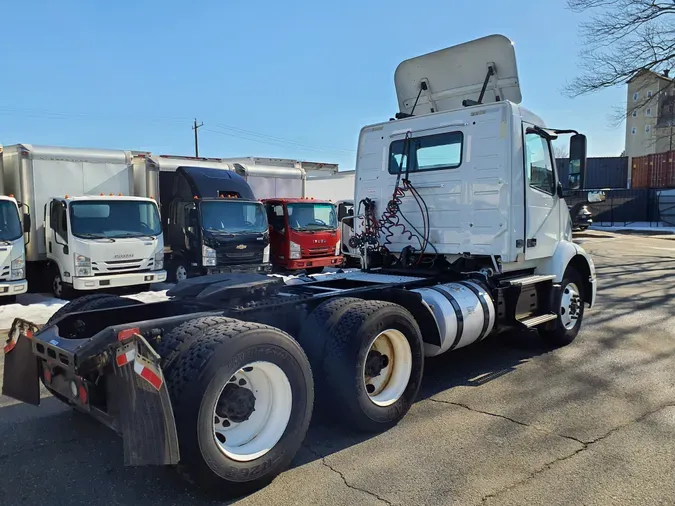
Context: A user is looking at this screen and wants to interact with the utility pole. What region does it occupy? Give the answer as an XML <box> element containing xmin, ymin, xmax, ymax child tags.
<box><xmin>192</xmin><ymin>118</ymin><xmax>203</xmax><ymax>157</ymax></box>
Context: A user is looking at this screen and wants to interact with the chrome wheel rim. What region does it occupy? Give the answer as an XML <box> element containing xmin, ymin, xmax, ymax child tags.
<box><xmin>560</xmin><ymin>282</ymin><xmax>581</xmax><ymax>330</ymax></box>
<box><xmin>175</xmin><ymin>265</ymin><xmax>187</xmax><ymax>281</ymax></box>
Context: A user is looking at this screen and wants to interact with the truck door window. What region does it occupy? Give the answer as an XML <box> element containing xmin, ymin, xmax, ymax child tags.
<box><xmin>525</xmin><ymin>132</ymin><xmax>555</xmax><ymax>195</ymax></box>
<box><xmin>268</xmin><ymin>205</ymin><xmax>285</xmax><ymax>232</ymax></box>
<box><xmin>50</xmin><ymin>201</ymin><xmax>68</xmax><ymax>243</ymax></box>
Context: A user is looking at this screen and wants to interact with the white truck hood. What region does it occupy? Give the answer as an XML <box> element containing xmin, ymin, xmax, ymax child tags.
<box><xmin>71</xmin><ymin>236</ymin><xmax>163</xmax><ymax>263</ymax></box>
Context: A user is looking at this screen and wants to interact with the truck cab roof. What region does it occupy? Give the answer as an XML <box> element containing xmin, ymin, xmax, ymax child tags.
<box><xmin>262</xmin><ymin>197</ymin><xmax>334</xmax><ymax>205</ymax></box>
<box><xmin>58</xmin><ymin>195</ymin><xmax>157</xmax><ymax>203</ymax></box>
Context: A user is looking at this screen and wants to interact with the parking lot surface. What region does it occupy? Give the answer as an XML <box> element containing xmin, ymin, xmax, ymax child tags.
<box><xmin>2</xmin><ymin>230</ymin><xmax>675</xmax><ymax>505</ymax></box>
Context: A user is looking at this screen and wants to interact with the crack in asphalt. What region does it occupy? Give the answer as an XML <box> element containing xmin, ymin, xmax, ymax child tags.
<box><xmin>303</xmin><ymin>443</ymin><xmax>394</xmax><ymax>505</ymax></box>
<box><xmin>433</xmin><ymin>399</ymin><xmax>675</xmax><ymax>505</ymax></box>
<box><xmin>428</xmin><ymin>398</ymin><xmax>587</xmax><ymax>445</ymax></box>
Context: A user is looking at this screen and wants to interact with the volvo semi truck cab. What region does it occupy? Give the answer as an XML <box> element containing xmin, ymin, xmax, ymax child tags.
<box><xmin>264</xmin><ymin>197</ymin><xmax>343</xmax><ymax>274</ymax></box>
<box><xmin>1</xmin><ymin>145</ymin><xmax>167</xmax><ymax>298</ymax></box>
<box><xmin>143</xmin><ymin>154</ymin><xmax>272</xmax><ymax>281</ymax></box>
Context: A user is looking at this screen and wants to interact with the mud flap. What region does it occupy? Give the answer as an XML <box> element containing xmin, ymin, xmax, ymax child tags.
<box><xmin>107</xmin><ymin>335</ymin><xmax>180</xmax><ymax>466</ymax></box>
<box><xmin>2</xmin><ymin>319</ymin><xmax>41</xmax><ymax>405</ymax></box>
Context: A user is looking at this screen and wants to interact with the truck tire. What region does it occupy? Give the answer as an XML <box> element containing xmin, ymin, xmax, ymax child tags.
<box><xmin>166</xmin><ymin>320</ymin><xmax>313</xmax><ymax>498</ymax></box>
<box><xmin>51</xmin><ymin>265</ymin><xmax>74</xmax><ymax>300</ymax></box>
<box><xmin>539</xmin><ymin>267</ymin><xmax>586</xmax><ymax>347</ymax></box>
<box><xmin>154</xmin><ymin>316</ymin><xmax>236</xmax><ymax>373</ymax></box>
<box><xmin>299</xmin><ymin>298</ymin><xmax>424</xmax><ymax>433</ymax></box>
<box><xmin>169</xmin><ymin>259</ymin><xmax>190</xmax><ymax>283</ymax></box>
<box><xmin>43</xmin><ymin>294</ymin><xmax>143</xmax><ymax>405</ymax></box>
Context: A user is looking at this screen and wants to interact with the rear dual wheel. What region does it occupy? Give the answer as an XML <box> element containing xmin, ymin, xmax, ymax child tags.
<box><xmin>298</xmin><ymin>298</ymin><xmax>424</xmax><ymax>433</ymax></box>
<box><xmin>165</xmin><ymin>319</ymin><xmax>313</xmax><ymax>498</ymax></box>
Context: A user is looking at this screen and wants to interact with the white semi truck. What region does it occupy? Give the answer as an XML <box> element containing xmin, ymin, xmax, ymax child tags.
<box><xmin>3</xmin><ymin>34</ymin><xmax>597</xmax><ymax>498</ymax></box>
<box><xmin>1</xmin><ymin>145</ymin><xmax>167</xmax><ymax>298</ymax></box>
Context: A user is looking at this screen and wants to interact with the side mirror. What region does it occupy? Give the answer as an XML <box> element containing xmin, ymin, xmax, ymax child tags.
<box><xmin>568</xmin><ymin>134</ymin><xmax>587</xmax><ymax>191</ymax></box>
<box><xmin>556</xmin><ymin>181</ymin><xmax>564</xmax><ymax>198</ymax></box>
<box><xmin>23</xmin><ymin>213</ymin><xmax>31</xmax><ymax>233</ymax></box>
<box><xmin>188</xmin><ymin>208</ymin><xmax>198</xmax><ymax>226</ymax></box>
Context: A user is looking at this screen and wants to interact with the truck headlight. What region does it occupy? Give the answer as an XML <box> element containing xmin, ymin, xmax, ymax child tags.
<box><xmin>202</xmin><ymin>245</ymin><xmax>217</xmax><ymax>267</ymax></box>
<box><xmin>154</xmin><ymin>251</ymin><xmax>164</xmax><ymax>270</ymax></box>
<box><xmin>10</xmin><ymin>256</ymin><xmax>24</xmax><ymax>280</ymax></box>
<box><xmin>263</xmin><ymin>245</ymin><xmax>270</xmax><ymax>263</ymax></box>
<box><xmin>74</xmin><ymin>253</ymin><xmax>92</xmax><ymax>277</ymax></box>
<box><xmin>335</xmin><ymin>240</ymin><xmax>341</xmax><ymax>256</ymax></box>
<box><xmin>289</xmin><ymin>241</ymin><xmax>301</xmax><ymax>260</ymax></box>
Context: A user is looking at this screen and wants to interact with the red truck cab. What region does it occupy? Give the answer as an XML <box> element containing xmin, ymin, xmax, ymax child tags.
<box><xmin>263</xmin><ymin>197</ymin><xmax>343</xmax><ymax>274</ymax></box>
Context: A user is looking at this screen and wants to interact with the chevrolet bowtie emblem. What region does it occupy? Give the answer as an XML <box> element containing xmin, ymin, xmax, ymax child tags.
<box><xmin>236</xmin><ymin>244</ymin><xmax>247</xmax><ymax>250</ymax></box>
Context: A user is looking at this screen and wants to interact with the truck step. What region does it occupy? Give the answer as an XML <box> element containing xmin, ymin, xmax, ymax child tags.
<box><xmin>505</xmin><ymin>274</ymin><xmax>556</xmax><ymax>287</ymax></box>
<box><xmin>518</xmin><ymin>313</ymin><xmax>558</xmax><ymax>328</ymax></box>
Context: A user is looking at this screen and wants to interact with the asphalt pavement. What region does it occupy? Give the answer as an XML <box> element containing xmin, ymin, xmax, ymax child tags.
<box><xmin>2</xmin><ymin>230</ymin><xmax>675</xmax><ymax>505</ymax></box>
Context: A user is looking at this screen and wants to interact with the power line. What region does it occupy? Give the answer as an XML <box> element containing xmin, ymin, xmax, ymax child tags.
<box><xmin>210</xmin><ymin>123</ymin><xmax>355</xmax><ymax>154</ymax></box>
<box><xmin>204</xmin><ymin>127</ymin><xmax>355</xmax><ymax>155</ymax></box>
<box><xmin>0</xmin><ymin>105</ymin><xmax>356</xmax><ymax>155</ymax></box>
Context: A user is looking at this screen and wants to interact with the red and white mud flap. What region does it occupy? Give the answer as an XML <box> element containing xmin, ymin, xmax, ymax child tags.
<box><xmin>2</xmin><ymin>318</ymin><xmax>41</xmax><ymax>405</ymax></box>
<box><xmin>109</xmin><ymin>332</ymin><xmax>180</xmax><ymax>466</ymax></box>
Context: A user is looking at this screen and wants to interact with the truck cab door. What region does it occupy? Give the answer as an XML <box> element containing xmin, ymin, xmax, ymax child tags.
<box><xmin>46</xmin><ymin>199</ymin><xmax>70</xmax><ymax>266</ymax></box>
<box><xmin>337</xmin><ymin>202</ymin><xmax>355</xmax><ymax>255</ymax></box>
<box><xmin>523</xmin><ymin>124</ymin><xmax>561</xmax><ymax>260</ymax></box>
<box><xmin>266</xmin><ymin>204</ymin><xmax>286</xmax><ymax>264</ymax></box>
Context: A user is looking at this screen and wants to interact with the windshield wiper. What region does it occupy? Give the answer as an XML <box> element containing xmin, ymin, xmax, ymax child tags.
<box><xmin>78</xmin><ymin>233</ymin><xmax>114</xmax><ymax>241</ymax></box>
<box><xmin>205</xmin><ymin>228</ymin><xmax>235</xmax><ymax>237</ymax></box>
<box><xmin>113</xmin><ymin>233</ymin><xmax>156</xmax><ymax>239</ymax></box>
<box><xmin>0</xmin><ymin>240</ymin><xmax>12</xmax><ymax>246</ymax></box>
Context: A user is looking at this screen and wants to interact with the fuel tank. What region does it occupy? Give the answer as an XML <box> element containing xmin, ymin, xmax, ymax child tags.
<box><xmin>412</xmin><ymin>280</ymin><xmax>496</xmax><ymax>357</ymax></box>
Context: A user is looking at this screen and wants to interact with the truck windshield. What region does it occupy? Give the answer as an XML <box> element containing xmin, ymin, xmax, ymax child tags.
<box><xmin>0</xmin><ymin>200</ymin><xmax>22</xmax><ymax>241</ymax></box>
<box><xmin>200</xmin><ymin>201</ymin><xmax>268</xmax><ymax>235</ymax></box>
<box><xmin>287</xmin><ymin>203</ymin><xmax>337</xmax><ymax>232</ymax></box>
<box><xmin>69</xmin><ymin>200</ymin><xmax>162</xmax><ymax>239</ymax></box>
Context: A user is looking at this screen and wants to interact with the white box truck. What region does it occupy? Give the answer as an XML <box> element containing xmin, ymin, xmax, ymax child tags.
<box><xmin>0</xmin><ymin>143</ymin><xmax>29</xmax><ymax>302</ymax></box>
<box><xmin>1</xmin><ymin>145</ymin><xmax>167</xmax><ymax>298</ymax></box>
<box><xmin>229</xmin><ymin>162</ymin><xmax>306</xmax><ymax>199</ymax></box>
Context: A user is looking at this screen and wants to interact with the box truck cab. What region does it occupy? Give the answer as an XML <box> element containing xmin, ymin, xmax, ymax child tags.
<box><xmin>264</xmin><ymin>197</ymin><xmax>343</xmax><ymax>274</ymax></box>
<box><xmin>143</xmin><ymin>154</ymin><xmax>272</xmax><ymax>281</ymax></box>
<box><xmin>1</xmin><ymin>145</ymin><xmax>167</xmax><ymax>298</ymax></box>
<box><xmin>45</xmin><ymin>195</ymin><xmax>165</xmax><ymax>297</ymax></box>
<box><xmin>0</xmin><ymin>195</ymin><xmax>28</xmax><ymax>301</ymax></box>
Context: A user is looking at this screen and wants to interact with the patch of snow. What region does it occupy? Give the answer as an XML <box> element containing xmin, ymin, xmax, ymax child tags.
<box><xmin>0</xmin><ymin>283</ymin><xmax>173</xmax><ymax>330</ymax></box>
<box><xmin>591</xmin><ymin>224</ymin><xmax>675</xmax><ymax>234</ymax></box>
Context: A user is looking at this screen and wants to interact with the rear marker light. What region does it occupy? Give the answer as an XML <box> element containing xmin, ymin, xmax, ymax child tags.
<box><xmin>117</xmin><ymin>327</ymin><xmax>140</xmax><ymax>342</ymax></box>
<box><xmin>78</xmin><ymin>384</ymin><xmax>88</xmax><ymax>405</ymax></box>
<box><xmin>70</xmin><ymin>381</ymin><xmax>78</xmax><ymax>398</ymax></box>
<box><xmin>43</xmin><ymin>366</ymin><xmax>52</xmax><ymax>384</ymax></box>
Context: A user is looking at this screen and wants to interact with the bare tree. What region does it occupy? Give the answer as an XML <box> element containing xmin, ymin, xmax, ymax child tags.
<box><xmin>565</xmin><ymin>0</ymin><xmax>675</xmax><ymax>97</ymax></box>
<box><xmin>553</xmin><ymin>145</ymin><xmax>569</xmax><ymax>159</ymax></box>
<box><xmin>565</xmin><ymin>1</ymin><xmax>675</xmax><ymax>150</ymax></box>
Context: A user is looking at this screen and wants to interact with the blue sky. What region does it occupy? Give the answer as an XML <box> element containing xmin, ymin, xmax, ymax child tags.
<box><xmin>0</xmin><ymin>0</ymin><xmax>625</xmax><ymax>169</ymax></box>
